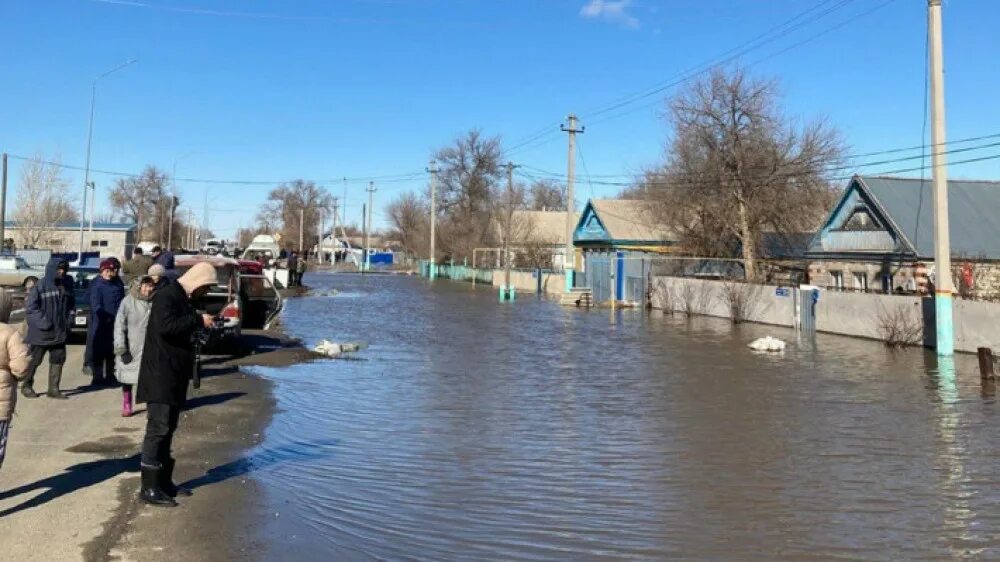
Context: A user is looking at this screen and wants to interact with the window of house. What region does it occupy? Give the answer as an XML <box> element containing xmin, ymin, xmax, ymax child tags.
<box><xmin>881</xmin><ymin>273</ymin><xmax>893</xmax><ymax>293</ymax></box>
<box><xmin>91</xmin><ymin>240</ymin><xmax>109</xmax><ymax>247</ymax></box>
<box><xmin>853</xmin><ymin>271</ymin><xmax>868</xmax><ymax>292</ymax></box>
<box><xmin>48</xmin><ymin>238</ymin><xmax>62</xmax><ymax>246</ymax></box>
<box><xmin>830</xmin><ymin>270</ymin><xmax>844</xmax><ymax>290</ymax></box>
<box><xmin>839</xmin><ymin>207</ymin><xmax>882</xmax><ymax>231</ymax></box>
<box><xmin>100</xmin><ymin>240</ymin><xmax>109</xmax><ymax>247</ymax></box>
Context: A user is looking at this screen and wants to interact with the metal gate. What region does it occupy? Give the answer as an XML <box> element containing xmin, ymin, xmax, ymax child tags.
<box><xmin>587</xmin><ymin>253</ymin><xmax>612</xmax><ymax>303</ymax></box>
<box><xmin>798</xmin><ymin>287</ymin><xmax>818</xmax><ymax>335</ymax></box>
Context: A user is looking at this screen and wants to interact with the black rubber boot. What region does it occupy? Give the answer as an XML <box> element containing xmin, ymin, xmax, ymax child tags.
<box><xmin>139</xmin><ymin>466</ymin><xmax>177</xmax><ymax>507</ymax></box>
<box><xmin>20</xmin><ymin>381</ymin><xmax>38</xmax><ymax>398</ymax></box>
<box><xmin>46</xmin><ymin>363</ymin><xmax>67</xmax><ymax>399</ymax></box>
<box><xmin>161</xmin><ymin>458</ymin><xmax>192</xmax><ymax>498</ymax></box>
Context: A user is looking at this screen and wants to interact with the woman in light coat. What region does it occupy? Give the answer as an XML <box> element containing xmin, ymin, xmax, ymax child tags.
<box><xmin>0</xmin><ymin>291</ymin><xmax>32</xmax><ymax>472</ymax></box>
<box><xmin>114</xmin><ymin>276</ymin><xmax>155</xmax><ymax>417</ymax></box>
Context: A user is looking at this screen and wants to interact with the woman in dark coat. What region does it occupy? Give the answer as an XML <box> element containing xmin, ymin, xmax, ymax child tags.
<box><xmin>88</xmin><ymin>259</ymin><xmax>125</xmax><ymax>386</ymax></box>
<box><xmin>136</xmin><ymin>262</ymin><xmax>216</xmax><ymax>507</ymax></box>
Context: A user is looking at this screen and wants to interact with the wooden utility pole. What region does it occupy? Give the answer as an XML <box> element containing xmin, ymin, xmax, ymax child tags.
<box><xmin>331</xmin><ymin>197</ymin><xmax>339</xmax><ymax>263</ymax></box>
<box><xmin>0</xmin><ymin>153</ymin><xmax>7</xmax><ymax>253</ymax></box>
<box><xmin>427</xmin><ymin>161</ymin><xmax>438</xmax><ymax>279</ymax></box>
<box><xmin>929</xmin><ymin>0</ymin><xmax>954</xmax><ymax>356</ymax></box>
<box><xmin>561</xmin><ymin>114</ymin><xmax>584</xmax><ymax>292</ymax></box>
<box><xmin>361</xmin><ymin>203</ymin><xmax>368</xmax><ymax>273</ymax></box>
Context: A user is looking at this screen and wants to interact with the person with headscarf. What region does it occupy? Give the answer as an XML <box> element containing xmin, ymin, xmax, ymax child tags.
<box><xmin>136</xmin><ymin>262</ymin><xmax>217</xmax><ymax>507</ymax></box>
<box><xmin>147</xmin><ymin>263</ymin><xmax>166</xmax><ymax>286</ymax></box>
<box><xmin>21</xmin><ymin>258</ymin><xmax>74</xmax><ymax>399</ymax></box>
<box><xmin>0</xmin><ymin>291</ymin><xmax>31</xmax><ymax>473</ymax></box>
<box><xmin>113</xmin><ymin>275</ymin><xmax>156</xmax><ymax>417</ymax></box>
<box><xmin>88</xmin><ymin>259</ymin><xmax>125</xmax><ymax>387</ymax></box>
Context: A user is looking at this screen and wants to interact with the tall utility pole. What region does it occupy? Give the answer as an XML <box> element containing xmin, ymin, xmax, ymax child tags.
<box><xmin>0</xmin><ymin>153</ymin><xmax>7</xmax><ymax>254</ymax></box>
<box><xmin>365</xmin><ymin>181</ymin><xmax>376</xmax><ymax>272</ymax></box>
<box><xmin>358</xmin><ymin>203</ymin><xmax>368</xmax><ymax>273</ymax></box>
<box><xmin>560</xmin><ymin>114</ymin><xmax>584</xmax><ymax>292</ymax></box>
<box><xmin>317</xmin><ymin>207</ymin><xmax>324</xmax><ymax>264</ymax></box>
<box><xmin>427</xmin><ymin>160</ymin><xmax>438</xmax><ymax>279</ymax></box>
<box><xmin>342</xmin><ymin>177</ymin><xmax>348</xmax><ymax>227</ymax></box>
<box><xmin>298</xmin><ymin>208</ymin><xmax>305</xmax><ymax>253</ymax></box>
<box><xmin>928</xmin><ymin>0</ymin><xmax>954</xmax><ymax>356</ymax></box>
<box><xmin>166</xmin><ymin>196</ymin><xmax>178</xmax><ymax>250</ymax></box>
<box><xmin>501</xmin><ymin>161</ymin><xmax>520</xmax><ymax>301</ymax></box>
<box><xmin>331</xmin><ymin>197</ymin><xmax>339</xmax><ymax>263</ymax></box>
<box><xmin>80</xmin><ymin>59</ymin><xmax>136</xmax><ymax>251</ymax></box>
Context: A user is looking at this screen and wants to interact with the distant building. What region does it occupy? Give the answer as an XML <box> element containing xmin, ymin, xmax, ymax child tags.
<box><xmin>490</xmin><ymin>210</ymin><xmax>581</xmax><ymax>270</ymax></box>
<box><xmin>3</xmin><ymin>221</ymin><xmax>137</xmax><ymax>259</ymax></box>
<box><xmin>806</xmin><ymin>175</ymin><xmax>1000</xmax><ymax>298</ymax></box>
<box><xmin>572</xmin><ymin>199</ymin><xmax>678</xmax><ymax>302</ymax></box>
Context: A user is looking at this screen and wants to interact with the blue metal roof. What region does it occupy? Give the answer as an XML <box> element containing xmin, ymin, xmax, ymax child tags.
<box><xmin>3</xmin><ymin>221</ymin><xmax>136</xmax><ymax>231</ymax></box>
<box><xmin>808</xmin><ymin>175</ymin><xmax>1000</xmax><ymax>260</ymax></box>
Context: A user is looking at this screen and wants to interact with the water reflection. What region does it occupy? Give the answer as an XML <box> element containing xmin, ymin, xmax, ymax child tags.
<box><xmin>251</xmin><ymin>273</ymin><xmax>1000</xmax><ymax>560</ymax></box>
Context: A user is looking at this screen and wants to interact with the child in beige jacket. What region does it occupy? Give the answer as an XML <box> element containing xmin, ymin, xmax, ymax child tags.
<box><xmin>0</xmin><ymin>291</ymin><xmax>32</xmax><ymax>469</ymax></box>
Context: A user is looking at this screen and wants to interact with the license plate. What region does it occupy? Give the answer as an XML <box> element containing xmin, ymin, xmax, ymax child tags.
<box><xmin>75</xmin><ymin>317</ymin><xmax>86</xmax><ymax>326</ymax></box>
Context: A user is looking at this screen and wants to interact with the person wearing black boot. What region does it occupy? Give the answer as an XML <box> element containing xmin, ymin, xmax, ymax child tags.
<box><xmin>136</xmin><ymin>262</ymin><xmax>216</xmax><ymax>507</ymax></box>
<box><xmin>21</xmin><ymin>259</ymin><xmax>74</xmax><ymax>399</ymax></box>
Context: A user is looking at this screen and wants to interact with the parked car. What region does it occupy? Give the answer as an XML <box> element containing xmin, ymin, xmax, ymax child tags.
<box><xmin>237</xmin><ymin>259</ymin><xmax>264</xmax><ymax>275</ymax></box>
<box><xmin>66</xmin><ymin>265</ymin><xmax>100</xmax><ymax>336</ymax></box>
<box><xmin>0</xmin><ymin>256</ymin><xmax>46</xmax><ymax>288</ymax></box>
<box><xmin>174</xmin><ymin>255</ymin><xmax>281</xmax><ymax>346</ymax></box>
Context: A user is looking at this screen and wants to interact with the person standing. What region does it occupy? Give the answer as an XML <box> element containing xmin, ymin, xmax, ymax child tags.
<box><xmin>114</xmin><ymin>275</ymin><xmax>155</xmax><ymax>417</ymax></box>
<box><xmin>150</xmin><ymin>246</ymin><xmax>175</xmax><ymax>270</ymax></box>
<box><xmin>296</xmin><ymin>254</ymin><xmax>307</xmax><ymax>287</ymax></box>
<box><xmin>121</xmin><ymin>247</ymin><xmax>153</xmax><ymax>285</ymax></box>
<box><xmin>21</xmin><ymin>259</ymin><xmax>74</xmax><ymax>399</ymax></box>
<box><xmin>136</xmin><ymin>262</ymin><xmax>216</xmax><ymax>506</ymax></box>
<box><xmin>286</xmin><ymin>252</ymin><xmax>299</xmax><ymax>287</ymax></box>
<box><xmin>0</xmin><ymin>291</ymin><xmax>31</xmax><ymax>473</ymax></box>
<box><xmin>88</xmin><ymin>259</ymin><xmax>125</xmax><ymax>387</ymax></box>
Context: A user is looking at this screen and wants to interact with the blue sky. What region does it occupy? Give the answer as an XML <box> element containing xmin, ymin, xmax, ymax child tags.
<box><xmin>2</xmin><ymin>0</ymin><xmax>999</xmax><ymax>239</ymax></box>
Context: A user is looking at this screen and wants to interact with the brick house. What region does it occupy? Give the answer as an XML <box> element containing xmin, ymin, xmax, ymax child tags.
<box><xmin>806</xmin><ymin>175</ymin><xmax>1000</xmax><ymax>298</ymax></box>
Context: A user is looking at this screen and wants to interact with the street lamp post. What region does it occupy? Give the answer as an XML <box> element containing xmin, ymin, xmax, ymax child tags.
<box><xmin>77</xmin><ymin>58</ymin><xmax>137</xmax><ymax>262</ymax></box>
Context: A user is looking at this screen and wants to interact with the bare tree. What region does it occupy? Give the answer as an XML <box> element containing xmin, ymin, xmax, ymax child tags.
<box><xmin>433</xmin><ymin>130</ymin><xmax>504</xmax><ymax>262</ymax></box>
<box><xmin>386</xmin><ymin>191</ymin><xmax>429</xmax><ymax>259</ymax></box>
<box><xmin>256</xmin><ymin>180</ymin><xmax>335</xmax><ymax>252</ymax></box>
<box><xmin>642</xmin><ymin>68</ymin><xmax>844</xmax><ymax>279</ymax></box>
<box><xmin>528</xmin><ymin>179</ymin><xmax>565</xmax><ymax>211</ymax></box>
<box><xmin>109</xmin><ymin>166</ymin><xmax>170</xmax><ymax>242</ymax></box>
<box><xmin>13</xmin><ymin>155</ymin><xmax>78</xmax><ymax>248</ymax></box>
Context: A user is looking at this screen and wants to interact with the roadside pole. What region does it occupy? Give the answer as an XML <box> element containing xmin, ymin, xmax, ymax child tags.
<box><xmin>361</xmin><ymin>203</ymin><xmax>368</xmax><ymax>273</ymax></box>
<box><xmin>561</xmin><ymin>114</ymin><xmax>583</xmax><ymax>292</ymax></box>
<box><xmin>365</xmin><ymin>182</ymin><xmax>375</xmax><ymax>272</ymax></box>
<box><xmin>427</xmin><ymin>160</ymin><xmax>438</xmax><ymax>279</ymax></box>
<box><xmin>318</xmin><ymin>208</ymin><xmax>324</xmax><ymax>264</ymax></box>
<box><xmin>167</xmin><ymin>196</ymin><xmax>177</xmax><ymax>251</ymax></box>
<box><xmin>0</xmin><ymin>153</ymin><xmax>6</xmax><ymax>254</ymax></box>
<box><xmin>929</xmin><ymin>0</ymin><xmax>954</xmax><ymax>356</ymax></box>
<box><xmin>501</xmin><ymin>162</ymin><xmax>519</xmax><ymax>302</ymax></box>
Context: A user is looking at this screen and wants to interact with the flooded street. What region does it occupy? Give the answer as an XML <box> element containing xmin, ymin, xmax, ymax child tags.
<box><xmin>250</xmin><ymin>273</ymin><xmax>999</xmax><ymax>560</ymax></box>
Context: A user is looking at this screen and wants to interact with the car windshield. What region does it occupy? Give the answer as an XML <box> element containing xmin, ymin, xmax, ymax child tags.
<box><xmin>69</xmin><ymin>268</ymin><xmax>100</xmax><ymax>293</ymax></box>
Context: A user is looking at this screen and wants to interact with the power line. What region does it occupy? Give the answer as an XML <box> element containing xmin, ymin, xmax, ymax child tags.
<box><xmin>515</xmin><ymin>133</ymin><xmax>1000</xmax><ymax>183</ymax></box>
<box><xmin>516</xmin><ymin>151</ymin><xmax>1000</xmax><ymax>192</ymax></box>
<box><xmin>584</xmin><ymin>0</ymin><xmax>857</xmax><ymax>122</ymax></box>
<box><xmin>584</xmin><ymin>0</ymin><xmax>900</xmax><ymax>129</ymax></box>
<box><xmin>3</xmin><ymin>153</ymin><xmax>426</xmax><ymax>186</ymax></box>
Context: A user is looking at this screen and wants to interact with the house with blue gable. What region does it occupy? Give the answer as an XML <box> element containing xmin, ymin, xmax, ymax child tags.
<box><xmin>806</xmin><ymin>175</ymin><xmax>1000</xmax><ymax>297</ymax></box>
<box><xmin>572</xmin><ymin>199</ymin><xmax>677</xmax><ymax>303</ymax></box>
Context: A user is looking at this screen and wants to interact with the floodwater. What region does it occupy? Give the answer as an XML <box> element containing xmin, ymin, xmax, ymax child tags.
<box><xmin>249</xmin><ymin>273</ymin><xmax>1000</xmax><ymax>561</ymax></box>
